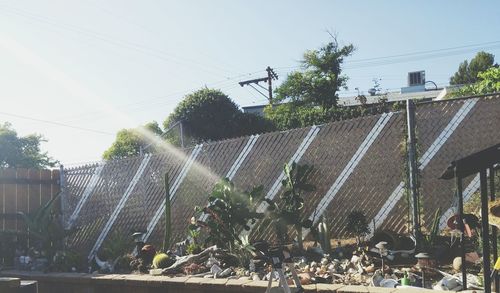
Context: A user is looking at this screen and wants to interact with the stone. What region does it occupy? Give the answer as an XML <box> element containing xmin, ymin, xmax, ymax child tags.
<box><xmin>297</xmin><ymin>272</ymin><xmax>312</xmax><ymax>285</ymax></box>
<box><xmin>364</xmin><ymin>264</ymin><xmax>375</xmax><ymax>273</ymax></box>
<box><xmin>453</xmin><ymin>257</ymin><xmax>462</xmax><ymax>272</ymax></box>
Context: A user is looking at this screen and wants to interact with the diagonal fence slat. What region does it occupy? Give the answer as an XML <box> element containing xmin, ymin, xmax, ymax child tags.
<box><xmin>306</xmin><ymin>112</ymin><xmax>394</xmax><ymax>229</ymax></box>
<box><xmin>369</xmin><ymin>98</ymin><xmax>479</xmax><ymax>235</ymax></box>
<box><xmin>88</xmin><ymin>154</ymin><xmax>152</xmax><ymax>260</ymax></box>
<box><xmin>67</xmin><ymin>162</ymin><xmax>105</xmax><ymax>229</ymax></box>
<box><xmin>143</xmin><ymin>144</ymin><xmax>203</xmax><ymax>242</ymax></box>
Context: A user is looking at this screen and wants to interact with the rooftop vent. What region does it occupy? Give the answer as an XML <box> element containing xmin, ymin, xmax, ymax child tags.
<box><xmin>408</xmin><ymin>71</ymin><xmax>425</xmax><ymax>87</ymax></box>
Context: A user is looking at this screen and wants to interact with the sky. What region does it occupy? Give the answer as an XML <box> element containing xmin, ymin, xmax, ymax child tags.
<box><xmin>1</xmin><ymin>0</ymin><xmax>499</xmax><ymax>165</ymax></box>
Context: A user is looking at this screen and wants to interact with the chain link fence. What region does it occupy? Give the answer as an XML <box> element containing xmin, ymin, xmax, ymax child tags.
<box><xmin>60</xmin><ymin>94</ymin><xmax>500</xmax><ymax>256</ymax></box>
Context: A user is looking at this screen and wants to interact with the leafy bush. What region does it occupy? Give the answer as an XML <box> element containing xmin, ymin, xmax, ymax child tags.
<box><xmin>196</xmin><ymin>179</ymin><xmax>264</xmax><ymax>252</ymax></box>
<box><xmin>264</xmin><ymin>162</ymin><xmax>315</xmax><ymax>249</ymax></box>
<box><xmin>345</xmin><ymin>210</ymin><xmax>370</xmax><ymax>245</ymax></box>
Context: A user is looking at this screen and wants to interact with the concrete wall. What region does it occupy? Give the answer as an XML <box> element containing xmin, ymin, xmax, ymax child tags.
<box><xmin>1</xmin><ymin>270</ymin><xmax>438</xmax><ymax>293</ymax></box>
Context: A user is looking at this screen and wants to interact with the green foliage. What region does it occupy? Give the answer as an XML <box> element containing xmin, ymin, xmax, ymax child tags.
<box><xmin>164</xmin><ymin>88</ymin><xmax>274</xmax><ymax>144</ymax></box>
<box><xmin>0</xmin><ymin>122</ymin><xmax>57</xmax><ymax>169</ymax></box>
<box><xmin>275</xmin><ymin>37</ymin><xmax>355</xmax><ymax>109</ymax></box>
<box><xmin>451</xmin><ymin>67</ymin><xmax>500</xmax><ymax>98</ymax></box>
<box><xmin>152</xmin><ymin>253</ymin><xmax>170</xmax><ymax>269</ymax></box>
<box><xmin>345</xmin><ymin>210</ymin><xmax>370</xmax><ymax>245</ymax></box>
<box><xmin>99</xmin><ymin>231</ymin><xmax>133</xmax><ymax>261</ymax></box>
<box><xmin>450</xmin><ymin>51</ymin><xmax>496</xmax><ymax>85</ymax></box>
<box><xmin>102</xmin><ymin>121</ymin><xmax>163</xmax><ymax>160</ymax></box>
<box><xmin>186</xmin><ymin>243</ymin><xmax>202</xmax><ymax>255</ymax></box>
<box><xmin>265</xmin><ymin>162</ymin><xmax>315</xmax><ymax>249</ymax></box>
<box><xmin>0</xmin><ymin>192</ymin><xmax>68</xmax><ymax>261</ymax></box>
<box><xmin>196</xmin><ymin>179</ymin><xmax>264</xmax><ymax>252</ymax></box>
<box><xmin>265</xmin><ymin>99</ymin><xmax>398</xmax><ymax>131</ymax></box>
<box><xmin>162</xmin><ymin>173</ymin><xmax>172</xmax><ymax>252</ymax></box>
<box><xmin>233</xmin><ymin>235</ymin><xmax>256</xmax><ymax>268</ymax></box>
<box><xmin>50</xmin><ymin>250</ymin><xmax>85</xmax><ymax>272</ymax></box>
<box><xmin>421</xmin><ymin>208</ymin><xmax>441</xmax><ymax>252</ymax></box>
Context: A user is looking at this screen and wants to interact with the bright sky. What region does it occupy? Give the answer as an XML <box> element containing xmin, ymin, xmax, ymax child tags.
<box><xmin>1</xmin><ymin>0</ymin><xmax>499</xmax><ymax>165</ymax></box>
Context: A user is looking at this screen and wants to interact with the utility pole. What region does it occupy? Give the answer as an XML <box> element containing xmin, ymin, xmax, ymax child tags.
<box><xmin>239</xmin><ymin>66</ymin><xmax>278</xmax><ymax>105</ymax></box>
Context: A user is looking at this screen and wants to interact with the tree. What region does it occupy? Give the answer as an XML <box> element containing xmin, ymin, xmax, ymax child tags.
<box><xmin>274</xmin><ymin>37</ymin><xmax>355</xmax><ymax>109</ymax></box>
<box><xmin>102</xmin><ymin>121</ymin><xmax>163</xmax><ymax>160</ymax></box>
<box><xmin>450</xmin><ymin>51</ymin><xmax>496</xmax><ymax>85</ymax></box>
<box><xmin>450</xmin><ymin>67</ymin><xmax>500</xmax><ymax>98</ymax></box>
<box><xmin>264</xmin><ymin>97</ymin><xmax>401</xmax><ymax>131</ymax></box>
<box><xmin>0</xmin><ymin>122</ymin><xmax>56</xmax><ymax>169</ymax></box>
<box><xmin>163</xmin><ymin>88</ymin><xmax>274</xmax><ymax>143</ymax></box>
<box><xmin>266</xmin><ymin>37</ymin><xmax>358</xmax><ymax>130</ymax></box>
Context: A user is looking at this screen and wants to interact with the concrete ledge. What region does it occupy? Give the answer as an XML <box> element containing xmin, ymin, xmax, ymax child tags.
<box><xmin>0</xmin><ymin>270</ymin><xmax>438</xmax><ymax>293</ymax></box>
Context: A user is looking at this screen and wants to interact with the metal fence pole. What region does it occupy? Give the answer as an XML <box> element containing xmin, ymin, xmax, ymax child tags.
<box><xmin>406</xmin><ymin>99</ymin><xmax>421</xmax><ymax>246</ymax></box>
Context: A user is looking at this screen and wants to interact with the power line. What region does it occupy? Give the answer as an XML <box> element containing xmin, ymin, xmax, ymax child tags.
<box><xmin>0</xmin><ymin>4</ymin><xmax>237</xmax><ymax>79</ymax></box>
<box><xmin>0</xmin><ymin>111</ymin><xmax>114</xmax><ymax>135</ymax></box>
<box><xmin>274</xmin><ymin>40</ymin><xmax>500</xmax><ymax>72</ymax></box>
<box><xmin>55</xmin><ymin>78</ymin><xmax>247</xmax><ymax>124</ymax></box>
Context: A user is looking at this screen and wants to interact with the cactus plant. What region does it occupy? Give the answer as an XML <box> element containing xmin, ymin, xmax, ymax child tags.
<box><xmin>318</xmin><ymin>216</ymin><xmax>331</xmax><ymax>254</ymax></box>
<box><xmin>152</xmin><ymin>253</ymin><xmax>170</xmax><ymax>269</ymax></box>
<box><xmin>162</xmin><ymin>173</ymin><xmax>172</xmax><ymax>252</ymax></box>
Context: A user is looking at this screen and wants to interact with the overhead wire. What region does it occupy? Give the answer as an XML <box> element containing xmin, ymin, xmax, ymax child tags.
<box><xmin>0</xmin><ymin>4</ymin><xmax>238</xmax><ymax>79</ymax></box>
<box><xmin>0</xmin><ymin>111</ymin><xmax>114</xmax><ymax>135</ymax></box>
<box><xmin>274</xmin><ymin>40</ymin><xmax>500</xmax><ymax>72</ymax></box>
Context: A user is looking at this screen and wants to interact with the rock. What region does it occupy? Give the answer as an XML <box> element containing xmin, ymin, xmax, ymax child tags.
<box><xmin>210</xmin><ymin>264</ymin><xmax>222</xmax><ymax>275</ymax></box>
<box><xmin>217</xmin><ymin>268</ymin><xmax>233</xmax><ymax>278</ymax></box>
<box><xmin>434</xmin><ymin>276</ymin><xmax>462</xmax><ymax>291</ymax></box>
<box><xmin>453</xmin><ymin>257</ymin><xmax>462</xmax><ymax>272</ymax></box>
<box><xmin>351</xmin><ymin>255</ymin><xmax>360</xmax><ymax>263</ymax></box>
<box><xmin>364</xmin><ymin>264</ymin><xmax>375</xmax><ymax>273</ymax></box>
<box><xmin>298</xmin><ymin>272</ymin><xmax>312</xmax><ymax>285</ymax></box>
<box><xmin>465</xmin><ymin>252</ymin><xmax>480</xmax><ymax>264</ymax></box>
<box><xmin>327</xmin><ymin>264</ymin><xmax>336</xmax><ymax>272</ymax></box>
<box><xmin>371</xmin><ymin>270</ymin><xmax>384</xmax><ymax>286</ymax></box>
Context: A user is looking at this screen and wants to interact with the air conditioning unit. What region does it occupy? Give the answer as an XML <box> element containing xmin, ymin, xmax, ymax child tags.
<box><xmin>408</xmin><ymin>71</ymin><xmax>425</xmax><ymax>87</ymax></box>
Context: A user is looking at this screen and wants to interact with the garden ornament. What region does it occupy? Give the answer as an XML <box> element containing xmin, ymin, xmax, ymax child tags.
<box><xmin>375</xmin><ymin>241</ymin><xmax>387</xmax><ymax>270</ymax></box>
<box><xmin>415</xmin><ymin>252</ymin><xmax>430</xmax><ymax>287</ymax></box>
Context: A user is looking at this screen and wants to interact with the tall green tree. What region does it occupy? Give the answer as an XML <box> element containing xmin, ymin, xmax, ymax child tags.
<box><xmin>450</xmin><ymin>67</ymin><xmax>500</xmax><ymax>98</ymax></box>
<box><xmin>275</xmin><ymin>37</ymin><xmax>355</xmax><ymax>109</ymax></box>
<box><xmin>103</xmin><ymin>89</ymin><xmax>274</xmax><ymax>160</ymax></box>
<box><xmin>102</xmin><ymin>121</ymin><xmax>163</xmax><ymax>160</ymax></box>
<box><xmin>266</xmin><ymin>37</ymin><xmax>356</xmax><ymax>130</ymax></box>
<box><xmin>164</xmin><ymin>88</ymin><xmax>273</xmax><ymax>143</ymax></box>
<box><xmin>0</xmin><ymin>122</ymin><xmax>56</xmax><ymax>169</ymax></box>
<box><xmin>450</xmin><ymin>51</ymin><xmax>496</xmax><ymax>85</ymax></box>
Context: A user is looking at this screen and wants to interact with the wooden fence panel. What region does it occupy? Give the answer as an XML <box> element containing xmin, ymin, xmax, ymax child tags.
<box><xmin>0</xmin><ymin>168</ymin><xmax>61</xmax><ymax>265</ymax></box>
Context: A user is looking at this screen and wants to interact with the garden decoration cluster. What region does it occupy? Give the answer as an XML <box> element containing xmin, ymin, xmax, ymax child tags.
<box><xmin>1</xmin><ymin>162</ymin><xmax>496</xmax><ymax>291</ymax></box>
